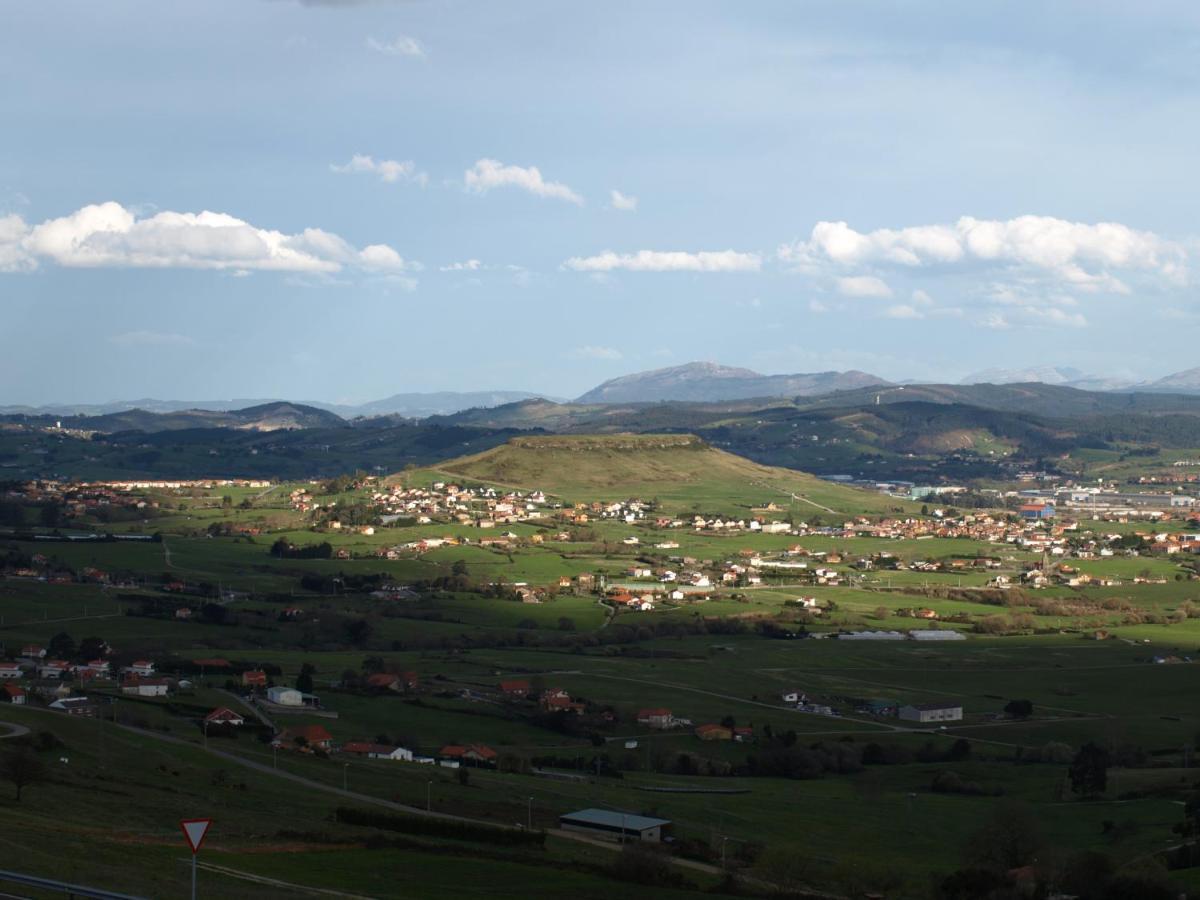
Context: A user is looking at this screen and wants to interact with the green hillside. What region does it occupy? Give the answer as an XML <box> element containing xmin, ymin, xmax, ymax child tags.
<box><xmin>435</xmin><ymin>433</ymin><xmax>907</xmax><ymax>515</ymax></box>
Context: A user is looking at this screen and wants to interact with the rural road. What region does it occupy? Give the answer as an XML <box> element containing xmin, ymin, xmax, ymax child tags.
<box><xmin>0</xmin><ymin>721</ymin><xmax>30</xmax><ymax>740</ymax></box>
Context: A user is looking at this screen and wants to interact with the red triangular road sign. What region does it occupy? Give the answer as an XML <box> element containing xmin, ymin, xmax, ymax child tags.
<box><xmin>180</xmin><ymin>819</ymin><xmax>211</xmax><ymax>854</ymax></box>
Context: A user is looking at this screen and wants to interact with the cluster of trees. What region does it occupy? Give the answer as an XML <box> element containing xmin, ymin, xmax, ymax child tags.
<box><xmin>271</xmin><ymin>539</ymin><xmax>333</xmax><ymax>559</ymax></box>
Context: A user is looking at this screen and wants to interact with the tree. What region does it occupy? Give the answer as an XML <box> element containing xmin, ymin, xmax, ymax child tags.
<box><xmin>296</xmin><ymin>663</ymin><xmax>316</xmax><ymax>694</ymax></box>
<box><xmin>451</xmin><ymin>559</ymin><xmax>469</xmax><ymax>577</ymax></box>
<box><xmin>1004</xmin><ymin>699</ymin><xmax>1034</xmax><ymax>719</ymax></box>
<box><xmin>0</xmin><ymin>747</ymin><xmax>46</xmax><ymax>802</ymax></box>
<box><xmin>47</xmin><ymin>632</ymin><xmax>75</xmax><ymax>660</ymax></box>
<box><xmin>77</xmin><ymin>637</ymin><xmax>108</xmax><ymax>662</ymax></box>
<box><xmin>344</xmin><ymin>619</ymin><xmax>373</xmax><ymax>647</ymax></box>
<box><xmin>1069</xmin><ymin>742</ymin><xmax>1109</xmax><ymax>797</ymax></box>
<box><xmin>963</xmin><ymin>802</ymin><xmax>1045</xmax><ymax>871</ymax></box>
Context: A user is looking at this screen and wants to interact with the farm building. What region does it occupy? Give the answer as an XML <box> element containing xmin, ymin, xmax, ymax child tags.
<box><xmin>898</xmin><ymin>703</ymin><xmax>963</xmax><ymax>724</ymax></box>
<box><xmin>266</xmin><ymin>686</ymin><xmax>303</xmax><ymax>706</ymax></box>
<box><xmin>559</xmin><ymin>808</ymin><xmax>671</xmax><ymax>843</ymax></box>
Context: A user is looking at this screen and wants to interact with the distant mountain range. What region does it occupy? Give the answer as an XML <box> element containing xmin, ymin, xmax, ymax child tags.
<box><xmin>575</xmin><ymin>362</ymin><xmax>890</xmax><ymax>403</ymax></box>
<box><xmin>0</xmin><ymin>391</ymin><xmax>556</xmax><ymax>421</ymax></box>
<box><xmin>6</xmin><ymin>361</ymin><xmax>1200</xmax><ymax>428</ymax></box>
<box><xmin>960</xmin><ymin>365</ymin><xmax>1200</xmax><ymax>394</ymax></box>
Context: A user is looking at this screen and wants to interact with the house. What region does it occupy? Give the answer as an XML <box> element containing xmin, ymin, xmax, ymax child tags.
<box><xmin>204</xmin><ymin>707</ymin><xmax>245</xmax><ymax>727</ymax></box>
<box><xmin>122</xmin><ymin>676</ymin><xmax>170</xmax><ymax>697</ymax></box>
<box><xmin>38</xmin><ymin>661</ymin><xmax>70</xmax><ymax>679</ymax></box>
<box><xmin>439</xmin><ymin>744</ymin><xmax>498</xmax><ymax>766</ymax></box>
<box><xmin>0</xmin><ymin>663</ymin><xmax>23</xmax><ymax>680</ymax></box>
<box><xmin>559</xmin><ymin>808</ymin><xmax>671</xmax><ymax>843</ymax></box>
<box><xmin>781</xmin><ymin>690</ymin><xmax>806</xmax><ymax>704</ymax></box>
<box><xmin>341</xmin><ymin>742</ymin><xmax>414</xmax><ymax>761</ymax></box>
<box><xmin>898</xmin><ymin>703</ymin><xmax>964</xmax><ymax>724</ymax></box>
<box><xmin>275</xmin><ymin>724</ymin><xmax>333</xmax><ymax>752</ymax></box>
<box><xmin>241</xmin><ymin>670</ymin><xmax>268</xmax><ymax>688</ymax></box>
<box><xmin>636</xmin><ymin>708</ymin><xmax>675</xmax><ymax>729</ymax></box>
<box><xmin>49</xmin><ymin>696</ymin><xmax>96</xmax><ymax>717</ymax></box>
<box><xmin>2</xmin><ymin>684</ymin><xmax>25</xmax><ymax>705</ymax></box>
<box><xmin>128</xmin><ymin>660</ymin><xmax>155</xmax><ymax>677</ymax></box>
<box><xmin>733</xmin><ymin>726</ymin><xmax>754</xmax><ymax>743</ymax></box>
<box><xmin>20</xmin><ymin>645</ymin><xmax>45</xmax><ymax>660</ymax></box>
<box><xmin>266</xmin><ymin>686</ymin><xmax>303</xmax><ymax>707</ymax></box>
<box><xmin>365</xmin><ymin>672</ymin><xmax>402</xmax><ymax>691</ymax></box>
<box><xmin>695</xmin><ymin>723</ymin><xmax>733</xmax><ymax>741</ymax></box>
<box><xmin>499</xmin><ymin>679</ymin><xmax>530</xmax><ymax>697</ymax></box>
<box><xmin>540</xmin><ymin>689</ymin><xmax>586</xmax><ymax>715</ymax></box>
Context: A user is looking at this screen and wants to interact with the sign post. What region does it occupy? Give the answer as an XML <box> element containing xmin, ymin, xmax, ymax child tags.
<box><xmin>179</xmin><ymin>818</ymin><xmax>211</xmax><ymax>900</ymax></box>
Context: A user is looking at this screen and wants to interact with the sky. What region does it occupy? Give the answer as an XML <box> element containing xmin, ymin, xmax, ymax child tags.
<box><xmin>3</xmin><ymin>0</ymin><xmax>1200</xmax><ymax>405</ymax></box>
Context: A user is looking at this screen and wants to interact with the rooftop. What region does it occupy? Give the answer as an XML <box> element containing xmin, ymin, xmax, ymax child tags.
<box><xmin>560</xmin><ymin>808</ymin><xmax>671</xmax><ymax>831</ymax></box>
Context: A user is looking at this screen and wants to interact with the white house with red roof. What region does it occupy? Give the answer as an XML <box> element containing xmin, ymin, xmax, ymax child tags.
<box><xmin>204</xmin><ymin>707</ymin><xmax>245</xmax><ymax>726</ymax></box>
<box><xmin>128</xmin><ymin>660</ymin><xmax>156</xmax><ymax>677</ymax></box>
<box><xmin>0</xmin><ymin>662</ymin><xmax>23</xmax><ymax>680</ymax></box>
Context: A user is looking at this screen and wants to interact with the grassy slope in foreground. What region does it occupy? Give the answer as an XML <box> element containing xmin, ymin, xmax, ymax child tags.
<box><xmin>434</xmin><ymin>433</ymin><xmax>905</xmax><ymax>515</ymax></box>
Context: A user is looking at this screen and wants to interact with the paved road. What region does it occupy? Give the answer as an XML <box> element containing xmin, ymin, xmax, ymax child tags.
<box><xmin>0</xmin><ymin>721</ymin><xmax>29</xmax><ymax>740</ymax></box>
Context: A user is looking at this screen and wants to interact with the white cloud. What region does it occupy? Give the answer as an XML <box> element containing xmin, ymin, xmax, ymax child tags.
<box><xmin>981</xmin><ymin>313</ymin><xmax>1010</xmax><ymax>330</ymax></box>
<box><xmin>571</xmin><ymin>345</ymin><xmax>623</xmax><ymax>360</ymax></box>
<box><xmin>366</xmin><ymin>34</ymin><xmax>426</xmax><ymax>58</ymax></box>
<box><xmin>610</xmin><ymin>189</ymin><xmax>638</xmax><ymax>212</ymax></box>
<box><xmin>836</xmin><ymin>275</ymin><xmax>892</xmax><ymax>298</ymax></box>
<box><xmin>779</xmin><ymin>214</ymin><xmax>1186</xmax><ymax>289</ymax></box>
<box><xmin>0</xmin><ymin>213</ymin><xmax>33</xmax><ymax>272</ymax></box>
<box><xmin>883</xmin><ymin>304</ymin><xmax>922</xmax><ymax>319</ymax></box>
<box><xmin>563</xmin><ymin>249</ymin><xmax>761</xmax><ymax>273</ymax></box>
<box><xmin>1</xmin><ymin>201</ymin><xmax>417</xmax><ymax>275</ymax></box>
<box><xmin>911</xmin><ymin>289</ymin><xmax>934</xmax><ymax>307</ymax></box>
<box><xmin>440</xmin><ymin>259</ymin><xmax>483</xmax><ymax>272</ymax></box>
<box><xmin>464</xmin><ymin>159</ymin><xmax>583</xmax><ymax>204</ymax></box>
<box><xmin>109</xmin><ymin>330</ymin><xmax>196</xmax><ymax>348</ymax></box>
<box><xmin>331</xmin><ymin>154</ymin><xmax>427</xmax><ymax>185</ymax></box>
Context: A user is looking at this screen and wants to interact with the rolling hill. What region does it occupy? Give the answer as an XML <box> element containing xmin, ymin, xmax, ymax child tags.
<box><xmin>433</xmin><ymin>433</ymin><xmax>906</xmax><ymax>515</ymax></box>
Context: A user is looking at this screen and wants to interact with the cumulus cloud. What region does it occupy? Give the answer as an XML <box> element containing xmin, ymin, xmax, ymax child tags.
<box><xmin>464</xmin><ymin>159</ymin><xmax>583</xmax><ymax>204</ymax></box>
<box><xmin>571</xmin><ymin>345</ymin><xmax>623</xmax><ymax>360</ymax></box>
<box><xmin>563</xmin><ymin>249</ymin><xmax>761</xmax><ymax>273</ymax></box>
<box><xmin>610</xmin><ymin>189</ymin><xmax>638</xmax><ymax>212</ymax></box>
<box><xmin>779</xmin><ymin>214</ymin><xmax>1186</xmax><ymax>290</ymax></box>
<box><xmin>0</xmin><ymin>201</ymin><xmax>417</xmax><ymax>275</ymax></box>
<box><xmin>366</xmin><ymin>34</ymin><xmax>426</xmax><ymax>58</ymax></box>
<box><xmin>883</xmin><ymin>304</ymin><xmax>922</xmax><ymax>319</ymax></box>
<box><xmin>836</xmin><ymin>275</ymin><xmax>892</xmax><ymax>298</ymax></box>
<box><xmin>331</xmin><ymin>154</ymin><xmax>427</xmax><ymax>185</ymax></box>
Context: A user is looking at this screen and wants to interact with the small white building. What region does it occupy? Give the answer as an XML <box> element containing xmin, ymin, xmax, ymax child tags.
<box><xmin>267</xmin><ymin>686</ymin><xmax>304</xmax><ymax>707</ymax></box>
<box><xmin>898</xmin><ymin>703</ymin><xmax>963</xmax><ymax>724</ymax></box>
<box><xmin>0</xmin><ymin>663</ymin><xmax>23</xmax><ymax>680</ymax></box>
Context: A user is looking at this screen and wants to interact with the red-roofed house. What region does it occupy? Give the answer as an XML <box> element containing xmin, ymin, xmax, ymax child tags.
<box><xmin>439</xmin><ymin>744</ymin><xmax>498</xmax><ymax>766</ymax></box>
<box><xmin>122</xmin><ymin>676</ymin><xmax>170</xmax><ymax>697</ymax></box>
<box><xmin>2</xmin><ymin>684</ymin><xmax>25</xmax><ymax>705</ymax></box>
<box><xmin>204</xmin><ymin>707</ymin><xmax>245</xmax><ymax>726</ymax></box>
<box><xmin>499</xmin><ymin>680</ymin><xmax>530</xmax><ymax>697</ymax></box>
<box><xmin>128</xmin><ymin>660</ymin><xmax>155</xmax><ymax>677</ymax></box>
<box><xmin>241</xmin><ymin>670</ymin><xmax>268</xmax><ymax>688</ymax></box>
<box><xmin>274</xmin><ymin>724</ymin><xmax>333</xmax><ymax>752</ymax></box>
<box><xmin>341</xmin><ymin>742</ymin><xmax>413</xmax><ymax>761</ymax></box>
<box><xmin>0</xmin><ymin>662</ymin><xmax>23</xmax><ymax>680</ymax></box>
<box><xmin>637</xmin><ymin>708</ymin><xmax>675</xmax><ymax>729</ymax></box>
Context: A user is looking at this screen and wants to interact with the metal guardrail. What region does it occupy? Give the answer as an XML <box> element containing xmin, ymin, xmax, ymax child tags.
<box><xmin>0</xmin><ymin>869</ymin><xmax>147</xmax><ymax>900</ymax></box>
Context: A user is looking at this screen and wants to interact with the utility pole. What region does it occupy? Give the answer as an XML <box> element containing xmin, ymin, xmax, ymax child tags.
<box><xmin>427</xmin><ymin>780</ymin><xmax>432</xmax><ymax>812</ymax></box>
<box><xmin>527</xmin><ymin>796</ymin><xmax>533</xmax><ymax>831</ymax></box>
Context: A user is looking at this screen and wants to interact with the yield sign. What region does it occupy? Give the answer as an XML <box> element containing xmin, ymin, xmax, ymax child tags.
<box><xmin>180</xmin><ymin>819</ymin><xmax>212</xmax><ymax>854</ymax></box>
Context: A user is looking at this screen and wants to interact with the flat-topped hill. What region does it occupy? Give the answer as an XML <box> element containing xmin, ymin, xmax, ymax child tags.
<box><xmin>435</xmin><ymin>433</ymin><xmax>903</xmax><ymax>515</ymax></box>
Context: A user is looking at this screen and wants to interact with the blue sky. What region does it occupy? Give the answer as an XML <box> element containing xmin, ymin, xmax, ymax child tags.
<box><xmin>3</xmin><ymin>1</ymin><xmax>1200</xmax><ymax>404</ymax></box>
